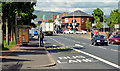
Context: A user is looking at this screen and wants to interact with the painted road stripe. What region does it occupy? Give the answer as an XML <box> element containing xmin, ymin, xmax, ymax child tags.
<box><xmin>75</xmin><ymin>44</ymin><xmax>84</xmax><ymax>47</ymax></box>
<box><xmin>72</xmin><ymin>48</ymin><xmax>120</xmax><ymax>69</ymax></box>
<box><xmin>53</xmin><ymin>45</ymin><xmax>57</xmax><ymax>47</ymax></box>
<box><xmin>111</xmin><ymin>49</ymin><xmax>119</xmax><ymax>52</ymax></box>
<box><xmin>98</xmin><ymin>46</ymin><xmax>107</xmax><ymax>49</ymax></box>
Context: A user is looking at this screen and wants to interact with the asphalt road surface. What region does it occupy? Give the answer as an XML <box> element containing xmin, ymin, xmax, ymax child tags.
<box><xmin>44</xmin><ymin>34</ymin><xmax>120</xmax><ymax>69</ymax></box>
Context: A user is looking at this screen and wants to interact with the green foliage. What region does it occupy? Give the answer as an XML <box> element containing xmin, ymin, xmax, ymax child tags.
<box><xmin>36</xmin><ymin>23</ymin><xmax>40</xmax><ymax>26</ymax></box>
<box><xmin>2</xmin><ymin>2</ymin><xmax>37</xmax><ymax>26</ymax></box>
<box><xmin>107</xmin><ymin>9</ymin><xmax>120</xmax><ymax>29</ymax></box>
<box><xmin>48</xmin><ymin>19</ymin><xmax>54</xmax><ymax>23</ymax></box>
<box><xmin>4</xmin><ymin>40</ymin><xmax>16</xmax><ymax>48</ymax></box>
<box><xmin>2</xmin><ymin>47</ymin><xmax>9</xmax><ymax>50</ymax></box>
<box><xmin>86</xmin><ymin>18</ymin><xmax>92</xmax><ymax>30</ymax></box>
<box><xmin>95</xmin><ymin>18</ymin><xmax>103</xmax><ymax>29</ymax></box>
<box><xmin>92</xmin><ymin>8</ymin><xmax>104</xmax><ymax>22</ymax></box>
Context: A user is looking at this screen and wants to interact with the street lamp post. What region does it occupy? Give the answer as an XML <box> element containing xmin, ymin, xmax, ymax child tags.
<box><xmin>72</xmin><ymin>10</ymin><xmax>76</xmax><ymax>33</ymax></box>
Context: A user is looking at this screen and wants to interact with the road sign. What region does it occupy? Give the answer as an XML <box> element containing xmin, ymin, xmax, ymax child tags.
<box><xmin>16</xmin><ymin>14</ymin><xmax>21</xmax><ymax>20</ymax></box>
<box><xmin>38</xmin><ymin>21</ymin><xmax>42</xmax><ymax>24</ymax></box>
<box><xmin>115</xmin><ymin>24</ymin><xmax>120</xmax><ymax>28</ymax></box>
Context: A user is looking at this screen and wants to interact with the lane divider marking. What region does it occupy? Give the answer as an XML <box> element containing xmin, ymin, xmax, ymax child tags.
<box><xmin>75</xmin><ymin>44</ymin><xmax>84</xmax><ymax>47</ymax></box>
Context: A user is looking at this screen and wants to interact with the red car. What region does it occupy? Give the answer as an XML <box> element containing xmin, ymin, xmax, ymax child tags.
<box><xmin>109</xmin><ymin>35</ymin><xmax>120</xmax><ymax>44</ymax></box>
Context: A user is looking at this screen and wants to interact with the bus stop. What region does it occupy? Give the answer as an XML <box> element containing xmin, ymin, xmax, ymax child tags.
<box><xmin>16</xmin><ymin>25</ymin><xmax>30</xmax><ymax>45</ymax></box>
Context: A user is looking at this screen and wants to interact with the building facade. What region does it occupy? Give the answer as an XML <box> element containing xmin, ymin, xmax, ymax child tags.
<box><xmin>62</xmin><ymin>10</ymin><xmax>93</xmax><ymax>31</ymax></box>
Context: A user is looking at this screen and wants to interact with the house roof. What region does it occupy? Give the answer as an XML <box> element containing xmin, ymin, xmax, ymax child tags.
<box><xmin>62</xmin><ymin>10</ymin><xmax>93</xmax><ymax>18</ymax></box>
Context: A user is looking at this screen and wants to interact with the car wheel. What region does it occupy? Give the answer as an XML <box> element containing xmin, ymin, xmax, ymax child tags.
<box><xmin>91</xmin><ymin>42</ymin><xmax>94</xmax><ymax>45</ymax></box>
<box><xmin>111</xmin><ymin>41</ymin><xmax>114</xmax><ymax>44</ymax></box>
<box><xmin>108</xmin><ymin>41</ymin><xmax>110</xmax><ymax>44</ymax></box>
<box><xmin>93</xmin><ymin>42</ymin><xmax>96</xmax><ymax>46</ymax></box>
<box><xmin>106</xmin><ymin>43</ymin><xmax>108</xmax><ymax>46</ymax></box>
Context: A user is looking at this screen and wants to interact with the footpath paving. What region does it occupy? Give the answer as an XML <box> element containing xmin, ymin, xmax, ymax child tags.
<box><xmin>1</xmin><ymin>37</ymin><xmax>56</xmax><ymax>69</ymax></box>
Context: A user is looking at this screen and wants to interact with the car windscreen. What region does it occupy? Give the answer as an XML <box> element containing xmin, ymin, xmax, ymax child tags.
<box><xmin>114</xmin><ymin>35</ymin><xmax>120</xmax><ymax>38</ymax></box>
<box><xmin>95</xmin><ymin>35</ymin><xmax>105</xmax><ymax>39</ymax></box>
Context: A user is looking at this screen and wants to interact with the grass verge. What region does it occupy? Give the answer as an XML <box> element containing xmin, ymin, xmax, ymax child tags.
<box><xmin>2</xmin><ymin>40</ymin><xmax>16</xmax><ymax>50</ymax></box>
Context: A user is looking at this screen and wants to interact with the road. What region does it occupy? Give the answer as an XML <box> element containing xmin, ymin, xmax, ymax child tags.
<box><xmin>44</xmin><ymin>34</ymin><xmax>120</xmax><ymax>69</ymax></box>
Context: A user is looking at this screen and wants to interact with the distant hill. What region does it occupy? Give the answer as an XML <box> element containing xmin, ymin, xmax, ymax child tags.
<box><xmin>33</xmin><ymin>10</ymin><xmax>61</xmax><ymax>21</ymax></box>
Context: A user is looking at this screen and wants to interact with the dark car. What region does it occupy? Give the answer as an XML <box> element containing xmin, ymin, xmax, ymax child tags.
<box><xmin>91</xmin><ymin>35</ymin><xmax>108</xmax><ymax>46</ymax></box>
<box><xmin>59</xmin><ymin>29</ymin><xmax>63</xmax><ymax>33</ymax></box>
<box><xmin>109</xmin><ymin>35</ymin><xmax>120</xmax><ymax>44</ymax></box>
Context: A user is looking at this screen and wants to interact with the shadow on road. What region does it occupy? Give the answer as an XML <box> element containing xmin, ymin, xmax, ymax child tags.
<box><xmin>2</xmin><ymin>58</ymin><xmax>31</xmax><ymax>62</ymax></box>
<box><xmin>2</xmin><ymin>49</ymin><xmax>47</xmax><ymax>57</ymax></box>
<box><xmin>73</xmin><ymin>47</ymin><xmax>85</xmax><ymax>50</ymax></box>
<box><xmin>45</xmin><ymin>45</ymin><xmax>73</xmax><ymax>53</ymax></box>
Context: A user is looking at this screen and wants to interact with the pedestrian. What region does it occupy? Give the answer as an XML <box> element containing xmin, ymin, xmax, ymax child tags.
<box><xmin>40</xmin><ymin>31</ymin><xmax>44</xmax><ymax>47</ymax></box>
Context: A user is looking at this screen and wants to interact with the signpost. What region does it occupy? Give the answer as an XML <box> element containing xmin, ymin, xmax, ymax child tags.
<box><xmin>15</xmin><ymin>14</ymin><xmax>21</xmax><ymax>45</ymax></box>
<box><xmin>38</xmin><ymin>21</ymin><xmax>42</xmax><ymax>24</ymax></box>
<box><xmin>115</xmin><ymin>24</ymin><xmax>120</xmax><ymax>31</ymax></box>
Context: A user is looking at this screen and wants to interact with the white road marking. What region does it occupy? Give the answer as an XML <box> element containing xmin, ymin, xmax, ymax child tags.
<box><xmin>111</xmin><ymin>49</ymin><xmax>119</xmax><ymax>52</ymax></box>
<box><xmin>72</xmin><ymin>48</ymin><xmax>120</xmax><ymax>69</ymax></box>
<box><xmin>98</xmin><ymin>46</ymin><xmax>107</xmax><ymax>49</ymax></box>
<box><xmin>53</xmin><ymin>45</ymin><xmax>57</xmax><ymax>46</ymax></box>
<box><xmin>49</xmin><ymin>37</ymin><xmax>64</xmax><ymax>46</ymax></box>
<box><xmin>75</xmin><ymin>44</ymin><xmax>84</xmax><ymax>47</ymax></box>
<box><xmin>57</xmin><ymin>60</ymin><xmax>67</xmax><ymax>64</ymax></box>
<box><xmin>82</xmin><ymin>43</ymin><xmax>86</xmax><ymax>45</ymax></box>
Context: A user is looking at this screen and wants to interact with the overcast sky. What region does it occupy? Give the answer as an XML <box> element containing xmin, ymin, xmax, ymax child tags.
<box><xmin>34</xmin><ymin>0</ymin><xmax>119</xmax><ymax>15</ymax></box>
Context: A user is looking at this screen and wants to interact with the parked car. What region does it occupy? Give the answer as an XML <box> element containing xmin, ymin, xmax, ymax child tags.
<box><xmin>34</xmin><ymin>31</ymin><xmax>38</xmax><ymax>36</ymax></box>
<box><xmin>75</xmin><ymin>30</ymin><xmax>87</xmax><ymax>34</ymax></box>
<box><xmin>63</xmin><ymin>30</ymin><xmax>74</xmax><ymax>34</ymax></box>
<box><xmin>91</xmin><ymin>35</ymin><xmax>108</xmax><ymax>46</ymax></box>
<box><xmin>59</xmin><ymin>29</ymin><xmax>63</xmax><ymax>33</ymax></box>
<box><xmin>108</xmin><ymin>35</ymin><xmax>120</xmax><ymax>44</ymax></box>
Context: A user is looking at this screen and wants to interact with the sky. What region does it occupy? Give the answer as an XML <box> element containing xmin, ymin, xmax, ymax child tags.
<box><xmin>34</xmin><ymin>0</ymin><xmax>120</xmax><ymax>15</ymax></box>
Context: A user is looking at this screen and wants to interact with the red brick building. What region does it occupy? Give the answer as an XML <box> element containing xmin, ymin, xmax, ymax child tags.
<box><xmin>62</xmin><ymin>10</ymin><xmax>93</xmax><ymax>31</ymax></box>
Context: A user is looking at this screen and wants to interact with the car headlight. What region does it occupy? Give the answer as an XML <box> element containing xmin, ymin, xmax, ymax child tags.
<box><xmin>115</xmin><ymin>40</ymin><xmax>119</xmax><ymax>42</ymax></box>
<box><xmin>97</xmin><ymin>40</ymin><xmax>100</xmax><ymax>42</ymax></box>
<box><xmin>105</xmin><ymin>40</ymin><xmax>108</xmax><ymax>42</ymax></box>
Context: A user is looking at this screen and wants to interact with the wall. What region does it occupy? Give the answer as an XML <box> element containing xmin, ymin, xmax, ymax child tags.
<box><xmin>62</xmin><ymin>16</ymin><xmax>93</xmax><ymax>30</ymax></box>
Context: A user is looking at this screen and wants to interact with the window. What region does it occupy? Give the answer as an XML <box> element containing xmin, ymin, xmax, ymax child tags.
<box><xmin>81</xmin><ymin>18</ymin><xmax>84</xmax><ymax>24</ymax></box>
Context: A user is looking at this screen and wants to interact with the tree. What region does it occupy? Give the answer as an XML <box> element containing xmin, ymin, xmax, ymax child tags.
<box><xmin>48</xmin><ymin>19</ymin><xmax>54</xmax><ymax>23</ymax></box>
<box><xmin>95</xmin><ymin>18</ymin><xmax>103</xmax><ymax>29</ymax></box>
<box><xmin>107</xmin><ymin>9</ymin><xmax>120</xmax><ymax>30</ymax></box>
<box><xmin>92</xmin><ymin>8</ymin><xmax>104</xmax><ymax>22</ymax></box>
<box><xmin>86</xmin><ymin>18</ymin><xmax>92</xmax><ymax>31</ymax></box>
<box><xmin>1</xmin><ymin>2</ymin><xmax>37</xmax><ymax>47</ymax></box>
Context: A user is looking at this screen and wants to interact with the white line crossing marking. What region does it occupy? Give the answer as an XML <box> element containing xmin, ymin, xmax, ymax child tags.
<box><xmin>75</xmin><ymin>44</ymin><xmax>84</xmax><ymax>47</ymax></box>
<box><xmin>72</xmin><ymin>48</ymin><xmax>120</xmax><ymax>69</ymax></box>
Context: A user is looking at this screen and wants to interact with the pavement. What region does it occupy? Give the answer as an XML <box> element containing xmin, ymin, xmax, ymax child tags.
<box><xmin>1</xmin><ymin>37</ymin><xmax>56</xmax><ymax>69</ymax></box>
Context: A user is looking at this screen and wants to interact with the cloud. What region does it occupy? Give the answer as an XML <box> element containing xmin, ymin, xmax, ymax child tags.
<box><xmin>36</xmin><ymin>0</ymin><xmax>119</xmax><ymax>2</ymax></box>
<box><xmin>35</xmin><ymin>2</ymin><xmax>118</xmax><ymax>8</ymax></box>
<box><xmin>34</xmin><ymin>1</ymin><xmax>118</xmax><ymax>15</ymax></box>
